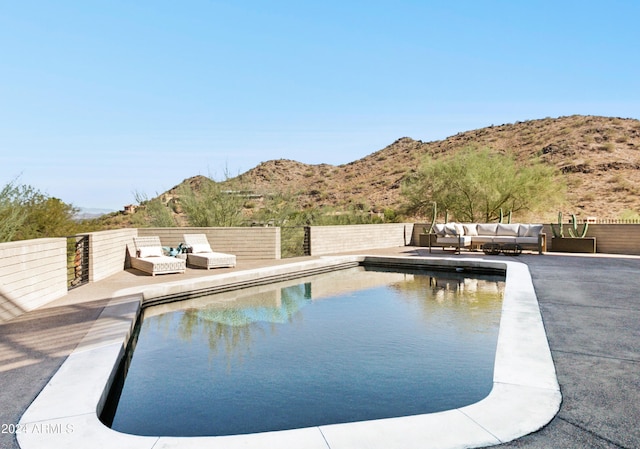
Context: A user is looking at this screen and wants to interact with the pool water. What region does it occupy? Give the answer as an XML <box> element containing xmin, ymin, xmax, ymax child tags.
<box><xmin>103</xmin><ymin>266</ymin><xmax>504</xmax><ymax>437</ymax></box>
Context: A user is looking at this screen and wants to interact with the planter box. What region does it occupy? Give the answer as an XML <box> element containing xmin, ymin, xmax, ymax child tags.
<box><xmin>418</xmin><ymin>233</ymin><xmax>438</xmax><ymax>247</ymax></box>
<box><xmin>551</xmin><ymin>237</ymin><xmax>596</xmax><ymax>253</ymax></box>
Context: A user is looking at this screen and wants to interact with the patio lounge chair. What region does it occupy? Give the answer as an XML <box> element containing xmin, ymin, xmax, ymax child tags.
<box><xmin>183</xmin><ymin>234</ymin><xmax>237</xmax><ymax>269</ymax></box>
<box><xmin>131</xmin><ymin>236</ymin><xmax>186</xmax><ymax>276</ymax></box>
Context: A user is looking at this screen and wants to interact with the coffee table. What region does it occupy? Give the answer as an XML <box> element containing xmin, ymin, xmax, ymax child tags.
<box><xmin>482</xmin><ymin>242</ymin><xmax>522</xmax><ymax>256</ymax></box>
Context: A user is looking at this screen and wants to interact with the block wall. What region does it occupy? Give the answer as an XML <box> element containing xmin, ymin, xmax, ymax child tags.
<box><xmin>139</xmin><ymin>227</ymin><xmax>281</xmax><ymax>260</ymax></box>
<box><xmin>552</xmin><ymin>224</ymin><xmax>640</xmax><ymax>254</ymax></box>
<box><xmin>308</xmin><ymin>223</ymin><xmax>414</xmax><ymax>256</ymax></box>
<box><xmin>0</xmin><ymin>238</ymin><xmax>67</xmax><ymax>321</ymax></box>
<box><xmin>88</xmin><ymin>228</ymin><xmax>139</xmax><ymax>282</ymax></box>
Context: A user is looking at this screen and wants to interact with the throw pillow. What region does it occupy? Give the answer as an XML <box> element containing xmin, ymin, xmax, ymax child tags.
<box><xmin>138</xmin><ymin>246</ymin><xmax>163</xmax><ymax>258</ymax></box>
<box><xmin>477</xmin><ymin>223</ymin><xmax>498</xmax><ymax>235</ymax></box>
<box><xmin>497</xmin><ymin>224</ymin><xmax>520</xmax><ymax>236</ymax></box>
<box><xmin>518</xmin><ymin>224</ymin><xmax>531</xmax><ymax>237</ymax></box>
<box><xmin>463</xmin><ymin>224</ymin><xmax>478</xmax><ymax>236</ymax></box>
<box><xmin>191</xmin><ymin>243</ymin><xmax>213</xmax><ymax>253</ymax></box>
<box><xmin>526</xmin><ymin>224</ymin><xmax>544</xmax><ymax>237</ymax></box>
<box><xmin>443</xmin><ymin>223</ymin><xmax>459</xmax><ymax>236</ymax></box>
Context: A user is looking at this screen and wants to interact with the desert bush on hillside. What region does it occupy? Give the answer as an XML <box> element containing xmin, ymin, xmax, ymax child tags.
<box><xmin>134</xmin><ymin>191</ymin><xmax>177</xmax><ymax>227</ymax></box>
<box><xmin>177</xmin><ymin>178</ymin><xmax>246</xmax><ymax>227</ymax></box>
<box><xmin>0</xmin><ymin>180</ymin><xmax>28</xmax><ymax>241</ymax></box>
<box><xmin>15</xmin><ymin>196</ymin><xmax>80</xmax><ymax>240</ymax></box>
<box><xmin>401</xmin><ymin>147</ymin><xmax>565</xmax><ymax>222</ymax></box>
<box><xmin>0</xmin><ymin>179</ymin><xmax>80</xmax><ymax>242</ymax></box>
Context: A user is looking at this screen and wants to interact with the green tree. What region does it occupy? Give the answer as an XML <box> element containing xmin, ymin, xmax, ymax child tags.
<box><xmin>250</xmin><ymin>190</ymin><xmax>299</xmax><ymax>226</ymax></box>
<box><xmin>16</xmin><ymin>196</ymin><xmax>79</xmax><ymax>239</ymax></box>
<box><xmin>0</xmin><ymin>180</ymin><xmax>31</xmax><ymax>242</ymax></box>
<box><xmin>402</xmin><ymin>147</ymin><xmax>564</xmax><ymax>222</ymax></box>
<box><xmin>177</xmin><ymin>177</ymin><xmax>246</xmax><ymax>227</ymax></box>
<box><xmin>1</xmin><ymin>179</ymin><xmax>80</xmax><ymax>241</ymax></box>
<box><xmin>134</xmin><ymin>191</ymin><xmax>177</xmax><ymax>227</ymax></box>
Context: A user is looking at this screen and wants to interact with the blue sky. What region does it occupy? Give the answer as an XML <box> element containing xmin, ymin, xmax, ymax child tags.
<box><xmin>2</xmin><ymin>1</ymin><xmax>639</xmax><ymax>210</ymax></box>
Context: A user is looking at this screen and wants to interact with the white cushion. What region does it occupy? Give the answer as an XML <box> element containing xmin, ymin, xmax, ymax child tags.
<box><xmin>459</xmin><ymin>236</ymin><xmax>472</xmax><ymax>245</ymax></box>
<box><xmin>433</xmin><ymin>224</ymin><xmax>446</xmax><ymax>236</ymax></box>
<box><xmin>516</xmin><ymin>237</ymin><xmax>539</xmax><ymax>244</ymax></box>
<box><xmin>443</xmin><ymin>223</ymin><xmax>457</xmax><ymax>236</ymax></box>
<box><xmin>518</xmin><ymin>224</ymin><xmax>531</xmax><ymax>237</ymax></box>
<box><xmin>443</xmin><ymin>222</ymin><xmax>464</xmax><ymax>236</ymax></box>
<box><xmin>437</xmin><ymin>236</ymin><xmax>472</xmax><ymax>246</ymax></box>
<box><xmin>518</xmin><ymin>224</ymin><xmax>544</xmax><ymax>237</ymax></box>
<box><xmin>477</xmin><ymin>223</ymin><xmax>498</xmax><ymax>235</ymax></box>
<box><xmin>497</xmin><ymin>224</ymin><xmax>520</xmax><ymax>236</ymax></box>
<box><xmin>191</xmin><ymin>243</ymin><xmax>213</xmax><ymax>253</ymax></box>
<box><xmin>494</xmin><ymin>236</ymin><xmax>518</xmax><ymax>243</ymax></box>
<box><xmin>471</xmin><ymin>235</ymin><xmax>495</xmax><ymax>243</ymax></box>
<box><xmin>138</xmin><ymin>246</ymin><xmax>163</xmax><ymax>258</ymax></box>
<box><xmin>526</xmin><ymin>224</ymin><xmax>544</xmax><ymax>237</ymax></box>
<box><xmin>463</xmin><ymin>224</ymin><xmax>478</xmax><ymax>236</ymax></box>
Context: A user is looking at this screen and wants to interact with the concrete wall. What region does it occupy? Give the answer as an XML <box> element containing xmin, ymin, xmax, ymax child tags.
<box><xmin>0</xmin><ymin>238</ymin><xmax>67</xmax><ymax>321</ymax></box>
<box><xmin>554</xmin><ymin>224</ymin><xmax>640</xmax><ymax>254</ymax></box>
<box><xmin>88</xmin><ymin>228</ymin><xmax>138</xmax><ymax>282</ymax></box>
<box><xmin>516</xmin><ymin>223</ymin><xmax>640</xmax><ymax>254</ymax></box>
<box><xmin>139</xmin><ymin>227</ymin><xmax>281</xmax><ymax>260</ymax></box>
<box><xmin>0</xmin><ymin>227</ymin><xmax>280</xmax><ymax>321</ymax></box>
<box><xmin>308</xmin><ymin>223</ymin><xmax>414</xmax><ymax>256</ymax></box>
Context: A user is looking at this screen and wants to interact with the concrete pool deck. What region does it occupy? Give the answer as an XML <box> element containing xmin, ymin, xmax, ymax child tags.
<box><xmin>1</xmin><ymin>248</ymin><xmax>639</xmax><ymax>448</ymax></box>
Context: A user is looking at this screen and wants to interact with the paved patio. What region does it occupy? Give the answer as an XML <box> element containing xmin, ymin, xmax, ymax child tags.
<box><xmin>1</xmin><ymin>248</ymin><xmax>639</xmax><ymax>449</ymax></box>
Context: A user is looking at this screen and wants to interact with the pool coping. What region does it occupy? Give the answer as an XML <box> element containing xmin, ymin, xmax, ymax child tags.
<box><xmin>18</xmin><ymin>255</ymin><xmax>561</xmax><ymax>449</ymax></box>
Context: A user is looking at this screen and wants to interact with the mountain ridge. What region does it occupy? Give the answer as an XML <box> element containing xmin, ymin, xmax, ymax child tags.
<box><xmin>221</xmin><ymin>115</ymin><xmax>640</xmax><ymax>221</ymax></box>
<box><xmin>118</xmin><ymin>114</ymin><xmax>640</xmax><ymax>227</ymax></box>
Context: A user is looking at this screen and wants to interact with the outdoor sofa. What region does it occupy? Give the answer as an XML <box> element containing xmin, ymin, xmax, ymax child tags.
<box><xmin>429</xmin><ymin>223</ymin><xmax>547</xmax><ymax>254</ymax></box>
<box><xmin>183</xmin><ymin>233</ymin><xmax>237</xmax><ymax>269</ymax></box>
<box><xmin>130</xmin><ymin>236</ymin><xmax>186</xmax><ymax>276</ymax></box>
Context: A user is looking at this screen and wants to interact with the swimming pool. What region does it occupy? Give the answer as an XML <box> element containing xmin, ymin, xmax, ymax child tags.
<box><xmin>103</xmin><ymin>266</ymin><xmax>505</xmax><ymax>436</ymax></box>
<box><xmin>18</xmin><ymin>255</ymin><xmax>561</xmax><ymax>449</ymax></box>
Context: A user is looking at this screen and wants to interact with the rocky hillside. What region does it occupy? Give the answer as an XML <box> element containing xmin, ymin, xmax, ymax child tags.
<box><xmin>226</xmin><ymin>115</ymin><xmax>640</xmax><ymax>221</ymax></box>
<box><xmin>102</xmin><ymin>114</ymin><xmax>639</xmax><ymax>229</ymax></box>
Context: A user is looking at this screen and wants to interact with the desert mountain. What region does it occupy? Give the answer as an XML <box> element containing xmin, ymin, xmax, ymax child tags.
<box><xmin>164</xmin><ymin>115</ymin><xmax>640</xmax><ymax>222</ymax></box>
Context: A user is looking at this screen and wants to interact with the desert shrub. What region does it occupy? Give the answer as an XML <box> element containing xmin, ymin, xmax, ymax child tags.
<box><xmin>1</xmin><ymin>179</ymin><xmax>80</xmax><ymax>242</ymax></box>
<box><xmin>402</xmin><ymin>146</ymin><xmax>565</xmax><ymax>222</ymax></box>
<box><xmin>383</xmin><ymin>208</ymin><xmax>397</xmax><ymax>222</ymax></box>
<box><xmin>133</xmin><ymin>191</ymin><xmax>177</xmax><ymax>227</ymax></box>
<box><xmin>177</xmin><ymin>178</ymin><xmax>246</xmax><ymax>227</ymax></box>
<box><xmin>619</xmin><ymin>209</ymin><xmax>640</xmax><ymax>221</ymax></box>
<box><xmin>0</xmin><ymin>180</ymin><xmax>29</xmax><ymax>241</ymax></box>
<box><xmin>598</xmin><ymin>143</ymin><xmax>615</xmax><ymax>152</ymax></box>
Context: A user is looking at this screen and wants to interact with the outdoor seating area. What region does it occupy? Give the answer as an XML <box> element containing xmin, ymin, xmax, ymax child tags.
<box><xmin>429</xmin><ymin>223</ymin><xmax>546</xmax><ymax>254</ymax></box>
<box><xmin>2</xmin><ymin>224</ymin><xmax>640</xmax><ymax>449</ymax></box>
<box><xmin>130</xmin><ymin>236</ymin><xmax>187</xmax><ymax>276</ymax></box>
<box><xmin>183</xmin><ymin>233</ymin><xmax>237</xmax><ymax>269</ymax></box>
<box><xmin>127</xmin><ymin>234</ymin><xmax>239</xmax><ymax>276</ymax></box>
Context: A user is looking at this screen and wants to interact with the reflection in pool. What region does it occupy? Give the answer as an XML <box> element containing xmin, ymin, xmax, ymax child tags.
<box><xmin>103</xmin><ymin>266</ymin><xmax>504</xmax><ymax>437</ymax></box>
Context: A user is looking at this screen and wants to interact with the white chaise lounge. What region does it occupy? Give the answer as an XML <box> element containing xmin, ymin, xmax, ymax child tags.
<box><xmin>131</xmin><ymin>236</ymin><xmax>186</xmax><ymax>276</ymax></box>
<box><xmin>183</xmin><ymin>234</ymin><xmax>237</xmax><ymax>269</ymax></box>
